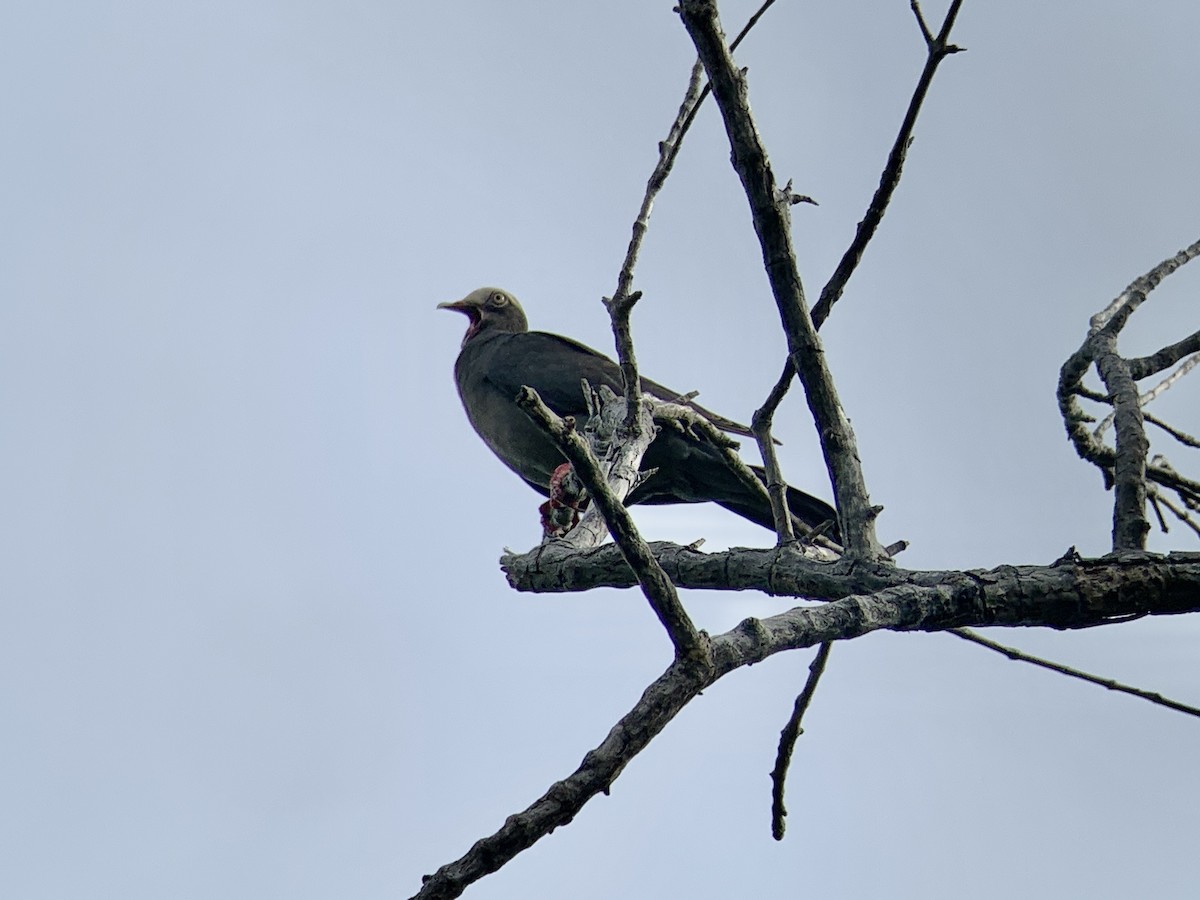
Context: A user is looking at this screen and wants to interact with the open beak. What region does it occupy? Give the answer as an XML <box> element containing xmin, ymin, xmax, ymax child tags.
<box><xmin>438</xmin><ymin>298</ymin><xmax>482</xmax><ymax>345</ymax></box>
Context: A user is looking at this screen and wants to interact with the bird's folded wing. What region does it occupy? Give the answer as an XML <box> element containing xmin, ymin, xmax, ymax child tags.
<box><xmin>480</xmin><ymin>330</ymin><xmax>755</xmax><ymax>437</ymax></box>
<box><xmin>478</xmin><ymin>331</ymin><xmax>626</xmax><ymax>418</ymax></box>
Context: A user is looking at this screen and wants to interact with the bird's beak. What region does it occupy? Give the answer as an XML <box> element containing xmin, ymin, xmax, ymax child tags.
<box><xmin>438</xmin><ymin>298</ymin><xmax>482</xmax><ymax>345</ymax></box>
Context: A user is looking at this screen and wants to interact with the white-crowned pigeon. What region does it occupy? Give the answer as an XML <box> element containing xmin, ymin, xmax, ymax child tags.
<box><xmin>439</xmin><ymin>287</ymin><xmax>839</xmax><ymax>538</ymax></box>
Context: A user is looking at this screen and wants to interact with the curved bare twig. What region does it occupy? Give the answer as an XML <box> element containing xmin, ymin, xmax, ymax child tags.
<box><xmin>1058</xmin><ymin>238</ymin><xmax>1200</xmax><ymax>549</ymax></box>
<box><xmin>770</xmin><ymin>641</ymin><xmax>832</xmax><ymax>840</ymax></box>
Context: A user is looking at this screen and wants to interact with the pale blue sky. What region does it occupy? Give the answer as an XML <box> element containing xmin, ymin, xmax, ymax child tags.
<box><xmin>2</xmin><ymin>2</ymin><xmax>1199</xmax><ymax>898</ymax></box>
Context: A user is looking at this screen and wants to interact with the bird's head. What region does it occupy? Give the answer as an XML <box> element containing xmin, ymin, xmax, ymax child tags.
<box><xmin>438</xmin><ymin>287</ymin><xmax>529</xmax><ymax>347</ymax></box>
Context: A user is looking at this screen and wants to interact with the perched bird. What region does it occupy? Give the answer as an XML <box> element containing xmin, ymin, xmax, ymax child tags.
<box><xmin>438</xmin><ymin>287</ymin><xmax>839</xmax><ymax>539</ymax></box>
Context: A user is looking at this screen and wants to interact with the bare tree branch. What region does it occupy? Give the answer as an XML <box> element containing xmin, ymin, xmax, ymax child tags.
<box><xmin>1058</xmin><ymin>238</ymin><xmax>1200</xmax><ymax>549</ymax></box>
<box><xmin>770</xmin><ymin>641</ymin><xmax>832</xmax><ymax>840</ymax></box>
<box><xmin>810</xmin><ymin>0</ymin><xmax>964</xmax><ymax>329</ymax></box>
<box><xmin>608</xmin><ymin>0</ymin><xmax>783</xmax><ymax>319</ymax></box>
<box><xmin>1093</xmin><ymin>353</ymin><xmax>1200</xmax><ymax>439</ymax></box>
<box><xmin>1146</xmin><ymin>411</ymin><xmax>1200</xmax><ymax>451</ymax></box>
<box><xmin>1096</xmin><ymin>335</ymin><xmax>1151</xmax><ymax>549</ymax></box>
<box><xmin>593</xmin><ymin>0</ymin><xmax>791</xmax><ymax>566</ymax></box>
<box><xmin>950</xmin><ymin>628</ymin><xmax>1200</xmax><ymax>718</ymax></box>
<box><xmin>1149</xmin><ymin>486</ymin><xmax>1200</xmax><ymax>538</ymax></box>
<box><xmin>1139</xmin><ymin>352</ymin><xmax>1200</xmax><ymax>407</ymax></box>
<box><xmin>504</xmin><ymin>538</ymin><xmax>887</xmax><ymax>597</ymax></box>
<box><xmin>602</xmin><ymin>289</ymin><xmax>649</xmax><ymax>431</ymax></box>
<box><xmin>1129</xmin><ymin>329</ymin><xmax>1200</xmax><ymax>380</ymax></box>
<box><xmin>678</xmin><ymin>0</ymin><xmax>884</xmax><ymax>558</ymax></box>
<box><xmin>1061</xmin><ymin>385</ymin><xmax>1200</xmax><ymax>502</ymax></box>
<box><xmin>749</xmin><ymin>1</ymin><xmax>963</xmax><ymax>548</ymax></box>
<box><xmin>751</xmin><ymin>360</ymin><xmax>801</xmax><ymax>541</ymax></box>
<box><xmin>503</xmin><ymin>535</ymin><xmax>1200</xmax><ymax>611</ymax></box>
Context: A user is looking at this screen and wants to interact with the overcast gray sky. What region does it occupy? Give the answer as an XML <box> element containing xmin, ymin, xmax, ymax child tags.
<box><xmin>3</xmin><ymin>1</ymin><xmax>1199</xmax><ymax>898</ymax></box>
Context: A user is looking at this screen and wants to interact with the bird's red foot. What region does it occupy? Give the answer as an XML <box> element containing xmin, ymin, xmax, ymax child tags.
<box><xmin>540</xmin><ymin>462</ymin><xmax>590</xmax><ymax>538</ymax></box>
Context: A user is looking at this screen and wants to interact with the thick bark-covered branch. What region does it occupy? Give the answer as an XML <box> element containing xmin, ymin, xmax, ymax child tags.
<box><xmin>750</xmin><ymin>1</ymin><xmax>962</xmax><ymax>538</ymax></box>
<box><xmin>1092</xmin><ymin>355</ymin><xmax>1200</xmax><ymax>442</ymax></box>
<box><xmin>504</xmin><ymin>540</ymin><xmax>890</xmax><ymax>598</ymax></box>
<box><xmin>678</xmin><ymin>0</ymin><xmax>883</xmax><ymax>559</ymax></box>
<box><xmin>1095</xmin><ymin>335</ymin><xmax>1150</xmax><ymax>549</ymax></box>
<box><xmin>504</xmin><ymin>540</ymin><xmax>1200</xmax><ymax>620</ymax></box>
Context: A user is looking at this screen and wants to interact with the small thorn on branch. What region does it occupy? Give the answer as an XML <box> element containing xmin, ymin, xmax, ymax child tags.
<box><xmin>774</xmin><ymin>178</ymin><xmax>818</xmax><ymax>209</ymax></box>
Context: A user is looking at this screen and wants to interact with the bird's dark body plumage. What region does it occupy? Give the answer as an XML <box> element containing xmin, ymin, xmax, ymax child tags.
<box><xmin>440</xmin><ymin>287</ymin><xmax>839</xmax><ymax>537</ymax></box>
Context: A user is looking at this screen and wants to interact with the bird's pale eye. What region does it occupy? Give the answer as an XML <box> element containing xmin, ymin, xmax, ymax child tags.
<box><xmin>490</xmin><ymin>292</ymin><xmax>508</xmax><ymax>307</ymax></box>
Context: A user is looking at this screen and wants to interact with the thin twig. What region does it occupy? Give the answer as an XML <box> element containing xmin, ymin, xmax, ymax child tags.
<box><xmin>770</xmin><ymin>641</ymin><xmax>832</xmax><ymax>840</ymax></box>
<box><xmin>1141</xmin><ymin>352</ymin><xmax>1200</xmax><ymax>405</ymax></box>
<box><xmin>606</xmin><ymin>0</ymin><xmax>784</xmax><ymax>440</ymax></box>
<box><xmin>1150</xmin><ymin>488</ymin><xmax>1200</xmax><ymax>538</ymax></box>
<box><xmin>1148</xmin><ymin>489</ymin><xmax>1170</xmax><ymax>533</ymax></box>
<box><xmin>603</xmin><ymin>290</ymin><xmax>647</xmax><ymax>431</ymax></box>
<box><xmin>608</xmin><ymin>0</ymin><xmax>780</xmax><ymax>320</ymax></box>
<box><xmin>1074</xmin><ymin>385</ymin><xmax>1200</xmax><ymax>453</ymax></box>
<box><xmin>810</xmin><ymin>0</ymin><xmax>964</xmax><ymax>329</ymax></box>
<box><xmin>754</xmin><ymin>417</ymin><xmax>796</xmax><ymax>542</ymax></box>
<box><xmin>1147</xmin><ymin>413</ymin><xmax>1200</xmax><ymax>450</ymax></box>
<box><xmin>950</xmin><ymin>628</ymin><xmax>1200</xmax><ymax>718</ymax></box>
<box><xmin>655</xmin><ymin>0</ymin><xmax>782</xmax><ymax>208</ymax></box>
<box><xmin>1093</xmin><ymin>353</ymin><xmax>1200</xmax><ymax>439</ymax></box>
<box><xmin>751</xmin><ymin>359</ymin><xmax>800</xmax><ymax>541</ymax></box>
